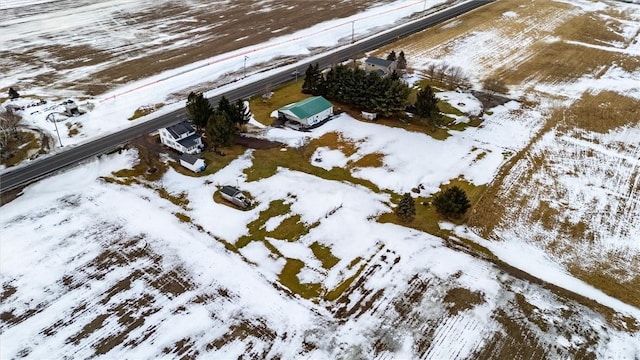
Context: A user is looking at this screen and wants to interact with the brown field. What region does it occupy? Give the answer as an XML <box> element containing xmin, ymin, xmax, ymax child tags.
<box><xmin>377</xmin><ymin>0</ymin><xmax>640</xmax><ymax>85</ymax></box>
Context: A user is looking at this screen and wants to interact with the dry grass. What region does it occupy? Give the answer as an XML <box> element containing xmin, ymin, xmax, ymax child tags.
<box><xmin>309</xmin><ymin>132</ymin><xmax>359</xmax><ymax>157</ymax></box>
<box><xmin>0</xmin><ymin>131</ymin><xmax>40</xmax><ymax>168</ymax></box>
<box><xmin>128</xmin><ymin>103</ymin><xmax>164</xmax><ymax>121</ymax></box>
<box><xmin>569</xmin><ymin>258</ymin><xmax>640</xmax><ymax>311</ymax></box>
<box><xmin>497</xmin><ymin>41</ymin><xmax>637</xmax><ymax>84</ymax></box>
<box><xmin>443</xmin><ymin>287</ymin><xmax>485</xmax><ymax>315</ymax></box>
<box><xmin>558</xmin><ymin>91</ymin><xmax>640</xmax><ymax>133</ymax></box>
<box><xmin>555</xmin><ymin>13</ymin><xmax>626</xmax><ymax>45</ymax></box>
<box><xmin>349</xmin><ymin>153</ymin><xmax>385</xmax><ymax>168</ymax></box>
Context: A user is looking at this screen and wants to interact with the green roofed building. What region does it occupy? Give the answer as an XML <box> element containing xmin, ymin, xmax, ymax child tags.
<box><xmin>277</xmin><ymin>96</ymin><xmax>333</xmax><ymax>128</ymax></box>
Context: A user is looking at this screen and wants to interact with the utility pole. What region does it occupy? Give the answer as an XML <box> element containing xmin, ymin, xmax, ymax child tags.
<box><xmin>243</xmin><ymin>56</ymin><xmax>248</xmax><ymax>78</ymax></box>
<box><xmin>47</xmin><ymin>113</ymin><xmax>63</xmax><ymax>147</ymax></box>
<box><xmin>351</xmin><ymin>21</ymin><xmax>355</xmax><ymax>44</ymax></box>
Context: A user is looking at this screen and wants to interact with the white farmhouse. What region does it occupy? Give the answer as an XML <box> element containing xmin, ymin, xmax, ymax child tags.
<box><xmin>277</xmin><ymin>96</ymin><xmax>333</xmax><ymax>128</ymax></box>
<box><xmin>159</xmin><ymin>121</ymin><xmax>203</xmax><ymax>154</ymax></box>
<box><xmin>179</xmin><ymin>154</ymin><xmax>206</xmax><ymax>173</ymax></box>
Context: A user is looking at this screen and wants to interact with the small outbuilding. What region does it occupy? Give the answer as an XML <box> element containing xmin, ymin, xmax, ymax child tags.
<box><xmin>277</xmin><ymin>96</ymin><xmax>333</xmax><ymax>128</ymax></box>
<box><xmin>220</xmin><ymin>185</ymin><xmax>251</xmax><ymax>209</ymax></box>
<box><xmin>361</xmin><ymin>111</ymin><xmax>377</xmax><ymax>121</ymax></box>
<box><xmin>179</xmin><ymin>154</ymin><xmax>205</xmax><ymax>173</ymax></box>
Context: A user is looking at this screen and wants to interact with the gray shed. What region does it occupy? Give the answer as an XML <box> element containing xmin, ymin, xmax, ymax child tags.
<box><xmin>220</xmin><ymin>185</ymin><xmax>251</xmax><ymax>209</ymax></box>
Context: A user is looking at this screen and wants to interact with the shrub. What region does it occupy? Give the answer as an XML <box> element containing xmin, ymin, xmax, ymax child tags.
<box><xmin>433</xmin><ymin>186</ymin><xmax>471</xmax><ymax>219</ymax></box>
<box><xmin>396</xmin><ymin>193</ymin><xmax>416</xmax><ymax>222</ymax></box>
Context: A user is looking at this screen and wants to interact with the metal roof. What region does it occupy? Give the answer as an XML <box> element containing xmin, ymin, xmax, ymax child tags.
<box><xmin>179</xmin><ymin>153</ymin><xmax>200</xmax><ymax>165</ymax></box>
<box><xmin>221</xmin><ymin>185</ymin><xmax>241</xmax><ymax>197</ymax></box>
<box><xmin>365</xmin><ymin>57</ymin><xmax>393</xmax><ymax>67</ymax></box>
<box><xmin>166</xmin><ymin>121</ymin><xmax>195</xmax><ymax>138</ymax></box>
<box><xmin>177</xmin><ymin>133</ymin><xmax>200</xmax><ymax>149</ymax></box>
<box><xmin>278</xmin><ymin>96</ymin><xmax>332</xmax><ymax>120</ymax></box>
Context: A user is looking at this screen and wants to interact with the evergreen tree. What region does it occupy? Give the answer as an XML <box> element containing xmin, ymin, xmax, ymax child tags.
<box><xmin>206</xmin><ymin>110</ymin><xmax>237</xmax><ymax>150</ymax></box>
<box><xmin>395</xmin><ymin>193</ymin><xmax>416</xmax><ymax>222</ymax></box>
<box><xmin>186</xmin><ymin>92</ymin><xmax>213</xmax><ymax>128</ymax></box>
<box><xmin>397</xmin><ymin>51</ymin><xmax>407</xmax><ymax>70</ymax></box>
<box><xmin>216</xmin><ymin>95</ymin><xmax>233</xmax><ymax>118</ymax></box>
<box><xmin>386</xmin><ymin>50</ymin><xmax>397</xmax><ymax>61</ymax></box>
<box><xmin>302</xmin><ymin>63</ymin><xmax>323</xmax><ymax>95</ymax></box>
<box><xmin>389</xmin><ymin>70</ymin><xmax>400</xmax><ymax>81</ymax></box>
<box><xmin>320</xmin><ymin>64</ymin><xmax>409</xmax><ymax>116</ymax></box>
<box><xmin>433</xmin><ymin>186</ymin><xmax>471</xmax><ymax>219</ymax></box>
<box><xmin>232</xmin><ymin>99</ymin><xmax>251</xmax><ymax>128</ymax></box>
<box><xmin>414</xmin><ymin>86</ymin><xmax>441</xmax><ymax>129</ymax></box>
<box><xmin>8</xmin><ymin>87</ymin><xmax>20</xmax><ymax>99</ymax></box>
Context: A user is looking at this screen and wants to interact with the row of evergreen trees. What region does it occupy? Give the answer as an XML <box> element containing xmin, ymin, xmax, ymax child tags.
<box><xmin>395</xmin><ymin>186</ymin><xmax>471</xmax><ymax>222</ymax></box>
<box><xmin>185</xmin><ymin>92</ymin><xmax>250</xmax><ymax>149</ymax></box>
<box><xmin>303</xmin><ymin>63</ymin><xmax>410</xmax><ymax>117</ymax></box>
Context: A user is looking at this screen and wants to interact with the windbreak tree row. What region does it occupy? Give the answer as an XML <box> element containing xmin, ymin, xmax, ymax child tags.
<box><xmin>303</xmin><ymin>63</ymin><xmax>410</xmax><ymax>117</ymax></box>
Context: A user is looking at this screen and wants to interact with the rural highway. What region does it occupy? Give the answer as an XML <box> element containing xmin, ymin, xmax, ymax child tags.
<box><xmin>0</xmin><ymin>0</ymin><xmax>493</xmax><ymax>194</ymax></box>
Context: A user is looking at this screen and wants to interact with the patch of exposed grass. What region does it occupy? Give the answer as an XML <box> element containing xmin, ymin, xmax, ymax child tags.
<box><xmin>278</xmin><ymin>258</ymin><xmax>322</xmax><ymax>299</ymax></box>
<box><xmin>174</xmin><ymin>212</ymin><xmax>191</xmax><ymax>223</ymax></box>
<box><xmin>310</xmin><ymin>242</ymin><xmax>340</xmax><ymax>270</ymax></box>
<box><xmin>268</xmin><ymin>214</ymin><xmax>308</xmax><ymax>242</ymax></box>
<box><xmin>65</xmin><ymin>121</ymin><xmax>83</xmax><ymax>137</ymax></box>
<box><xmin>309</xmin><ymin>132</ymin><xmax>358</xmax><ymax>157</ymax></box>
<box><xmin>248</xmin><ymin>81</ymin><xmax>307</xmax><ymax>125</ymax></box>
<box><xmin>170</xmin><ymin>145</ymin><xmax>246</xmax><ymax>177</ymax></box>
<box><xmin>0</xmin><ymin>131</ymin><xmax>40</xmax><ymax>167</ymax></box>
<box><xmin>128</xmin><ymin>103</ymin><xmax>164</xmax><ymax>121</ymax></box>
<box><xmin>325</xmin><ymin>262</ymin><xmax>367</xmax><ymax>301</ymax></box>
<box><xmin>437</xmin><ymin>100</ymin><xmax>464</xmax><ymax>117</ymax></box>
<box><xmin>236</xmin><ymin>200</ymin><xmax>291</xmax><ymax>248</ymax></box>
<box><xmin>112</xmin><ymin>144</ymin><xmax>168</xmax><ymax>182</ymax></box>
<box><xmin>349</xmin><ymin>152</ymin><xmax>385</xmax><ymax>169</ymax></box>
<box><xmin>157</xmin><ymin>189</ymin><xmax>189</xmax><ymax>209</ymax></box>
<box><xmin>443</xmin><ymin>287</ymin><xmax>485</xmax><ymax>315</ymax></box>
<box><xmin>243</xmin><ymin>146</ymin><xmax>382</xmax><ymax>193</ymax></box>
<box><xmin>379</xmin><ymin>177</ymin><xmax>486</xmax><ymax>236</ymax></box>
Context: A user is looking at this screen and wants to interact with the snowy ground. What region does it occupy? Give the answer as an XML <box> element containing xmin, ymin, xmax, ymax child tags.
<box><xmin>2</xmin><ymin>109</ymin><xmax>639</xmax><ymax>358</ymax></box>
<box><xmin>386</xmin><ymin>0</ymin><xmax>640</xmax><ymax>311</ymax></box>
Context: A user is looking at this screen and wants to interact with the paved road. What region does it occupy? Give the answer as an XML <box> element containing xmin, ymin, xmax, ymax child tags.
<box><xmin>0</xmin><ymin>0</ymin><xmax>493</xmax><ymax>194</ymax></box>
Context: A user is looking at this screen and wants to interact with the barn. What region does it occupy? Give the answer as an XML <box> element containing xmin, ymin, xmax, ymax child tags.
<box><xmin>277</xmin><ymin>96</ymin><xmax>333</xmax><ymax>128</ymax></box>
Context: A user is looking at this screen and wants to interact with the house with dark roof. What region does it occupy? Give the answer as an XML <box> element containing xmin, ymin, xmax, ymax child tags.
<box><xmin>363</xmin><ymin>57</ymin><xmax>397</xmax><ymax>76</ymax></box>
<box><xmin>277</xmin><ymin>96</ymin><xmax>333</xmax><ymax>128</ymax></box>
<box><xmin>159</xmin><ymin>121</ymin><xmax>203</xmax><ymax>154</ymax></box>
<box><xmin>179</xmin><ymin>154</ymin><xmax>206</xmax><ymax>172</ymax></box>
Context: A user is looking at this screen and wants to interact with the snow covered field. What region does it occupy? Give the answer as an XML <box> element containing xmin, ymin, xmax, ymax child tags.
<box><xmin>2</xmin><ymin>0</ymin><xmax>640</xmax><ymax>358</ymax></box>
<box><xmin>381</xmin><ymin>0</ymin><xmax>640</xmax><ymax>314</ymax></box>
<box><xmin>2</xmin><ymin>110</ymin><xmax>639</xmax><ymax>358</ymax></box>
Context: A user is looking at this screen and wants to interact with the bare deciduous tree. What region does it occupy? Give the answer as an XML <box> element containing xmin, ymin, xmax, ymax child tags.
<box><xmin>482</xmin><ymin>77</ymin><xmax>509</xmax><ymax>95</ymax></box>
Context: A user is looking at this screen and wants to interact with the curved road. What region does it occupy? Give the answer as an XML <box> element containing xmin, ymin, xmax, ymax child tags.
<box><xmin>0</xmin><ymin>0</ymin><xmax>493</xmax><ymax>194</ymax></box>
